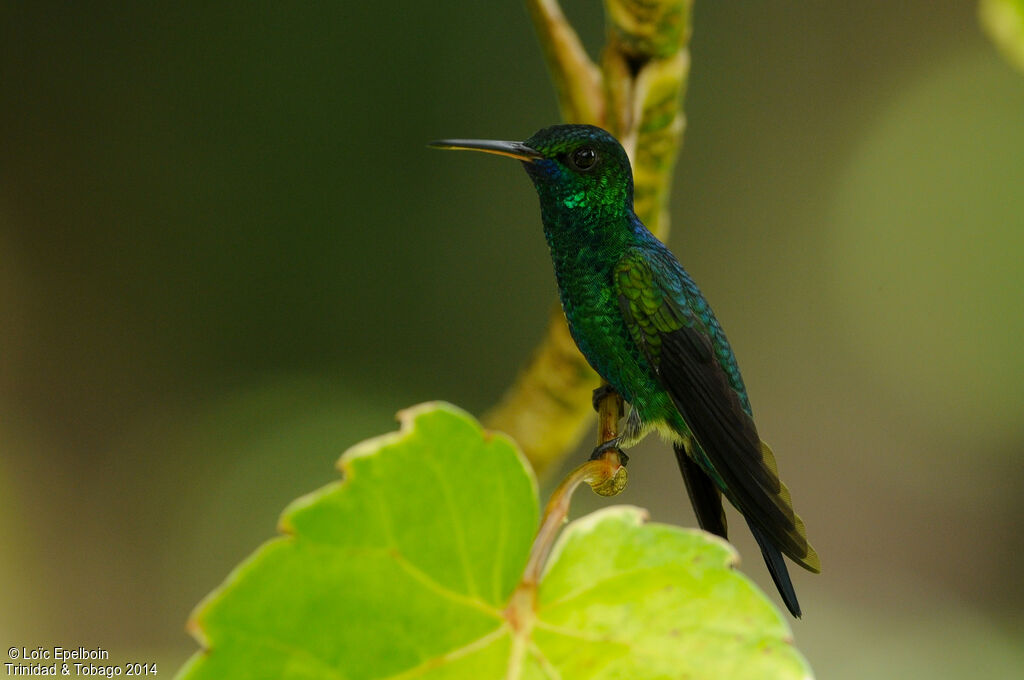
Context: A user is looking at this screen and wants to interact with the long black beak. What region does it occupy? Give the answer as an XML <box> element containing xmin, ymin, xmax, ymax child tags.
<box><xmin>428</xmin><ymin>139</ymin><xmax>543</xmax><ymax>163</ymax></box>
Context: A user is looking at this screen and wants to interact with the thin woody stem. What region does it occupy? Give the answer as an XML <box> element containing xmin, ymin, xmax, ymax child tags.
<box><xmin>520</xmin><ymin>454</ymin><xmax>625</xmax><ymax>590</ymax></box>
<box><xmin>502</xmin><ymin>454</ymin><xmax>623</xmax><ymax>676</ymax></box>
<box><xmin>597</xmin><ymin>384</ymin><xmax>624</xmax><ymax>447</ymax></box>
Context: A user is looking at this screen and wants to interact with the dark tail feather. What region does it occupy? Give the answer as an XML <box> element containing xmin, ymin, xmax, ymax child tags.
<box><xmin>673</xmin><ymin>442</ymin><xmax>728</xmax><ymax>539</ymax></box>
<box><xmin>674</xmin><ymin>441</ymin><xmax>804</xmax><ymax>617</ymax></box>
<box><xmin>748</xmin><ymin>518</ymin><xmax>802</xmax><ymax>618</ymax></box>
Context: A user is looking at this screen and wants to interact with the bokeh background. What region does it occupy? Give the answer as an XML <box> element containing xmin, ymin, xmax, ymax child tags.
<box><xmin>2</xmin><ymin>1</ymin><xmax>1022</xmax><ymax>676</ymax></box>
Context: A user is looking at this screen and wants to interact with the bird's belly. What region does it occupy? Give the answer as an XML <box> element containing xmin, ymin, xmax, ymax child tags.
<box><xmin>559</xmin><ymin>284</ymin><xmax>660</xmax><ymax>411</ymax></box>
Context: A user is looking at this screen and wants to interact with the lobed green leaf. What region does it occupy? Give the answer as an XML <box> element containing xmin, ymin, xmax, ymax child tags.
<box><xmin>177</xmin><ymin>402</ymin><xmax>811</xmax><ymax>679</ymax></box>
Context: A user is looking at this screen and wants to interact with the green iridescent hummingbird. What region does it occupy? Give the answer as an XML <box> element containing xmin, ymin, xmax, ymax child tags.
<box><xmin>430</xmin><ymin>124</ymin><xmax>820</xmax><ymax>617</ymax></box>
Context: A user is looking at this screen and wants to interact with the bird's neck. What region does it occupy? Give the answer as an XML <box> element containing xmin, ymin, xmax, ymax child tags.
<box><xmin>538</xmin><ymin>200</ymin><xmax>637</xmax><ymax>262</ymax></box>
<box><xmin>537</xmin><ymin>202</ymin><xmax>643</xmax><ymax>305</ymax></box>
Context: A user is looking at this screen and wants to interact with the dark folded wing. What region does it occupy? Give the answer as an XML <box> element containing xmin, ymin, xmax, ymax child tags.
<box><xmin>615</xmin><ymin>248</ymin><xmax>819</xmax><ymax>572</ymax></box>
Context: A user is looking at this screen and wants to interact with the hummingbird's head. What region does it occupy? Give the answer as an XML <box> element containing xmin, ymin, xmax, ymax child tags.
<box><xmin>520</xmin><ymin>125</ymin><xmax>633</xmax><ymax>216</ymax></box>
<box><xmin>430</xmin><ymin>124</ymin><xmax>634</xmax><ymax>218</ymax></box>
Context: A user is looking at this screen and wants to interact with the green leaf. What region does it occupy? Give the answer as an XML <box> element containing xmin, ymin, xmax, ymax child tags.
<box><xmin>535</xmin><ymin>508</ymin><xmax>811</xmax><ymax>679</ymax></box>
<box><xmin>177</xmin><ymin>402</ymin><xmax>812</xmax><ymax>679</ymax></box>
<box><xmin>981</xmin><ymin>0</ymin><xmax>1024</xmax><ymax>74</ymax></box>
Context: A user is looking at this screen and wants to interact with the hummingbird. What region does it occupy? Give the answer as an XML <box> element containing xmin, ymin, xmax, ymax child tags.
<box><xmin>430</xmin><ymin>124</ymin><xmax>819</xmax><ymax>617</ymax></box>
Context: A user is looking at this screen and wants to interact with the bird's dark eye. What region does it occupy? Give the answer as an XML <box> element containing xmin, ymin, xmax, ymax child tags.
<box><xmin>569</xmin><ymin>146</ymin><xmax>598</xmax><ymax>171</ymax></box>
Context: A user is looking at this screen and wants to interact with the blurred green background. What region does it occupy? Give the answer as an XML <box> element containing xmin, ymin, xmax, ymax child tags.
<box><xmin>2</xmin><ymin>1</ymin><xmax>1022</xmax><ymax>676</ymax></box>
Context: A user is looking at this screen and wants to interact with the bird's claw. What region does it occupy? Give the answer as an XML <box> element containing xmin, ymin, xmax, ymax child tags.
<box><xmin>592</xmin><ymin>384</ymin><xmax>619</xmax><ymax>412</ymax></box>
<box><xmin>589</xmin><ymin>438</ymin><xmax>628</xmax><ymax>466</ymax></box>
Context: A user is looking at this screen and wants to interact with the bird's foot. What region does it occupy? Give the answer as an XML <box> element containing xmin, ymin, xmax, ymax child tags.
<box><xmin>591</xmin><ymin>384</ymin><xmax>620</xmax><ymax>412</ymax></box>
<box><xmin>587</xmin><ymin>438</ymin><xmax>628</xmax><ymax>497</ymax></box>
<box><xmin>589</xmin><ymin>438</ymin><xmax>628</xmax><ymax>466</ymax></box>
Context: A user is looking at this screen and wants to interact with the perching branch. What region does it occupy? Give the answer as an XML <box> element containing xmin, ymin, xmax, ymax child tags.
<box><xmin>504</xmin><ymin>450</ymin><xmax>627</xmax><ymax>634</ymax></box>
<box><xmin>483</xmin><ymin>0</ymin><xmax>693</xmax><ymax>475</ymax></box>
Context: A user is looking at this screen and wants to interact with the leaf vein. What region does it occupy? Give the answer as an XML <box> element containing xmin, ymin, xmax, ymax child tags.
<box><xmin>418</xmin><ymin>444</ymin><xmax>480</xmax><ymax>598</ymax></box>
<box><xmin>379</xmin><ymin>625</ymin><xmax>509</xmax><ymax>680</ymax></box>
